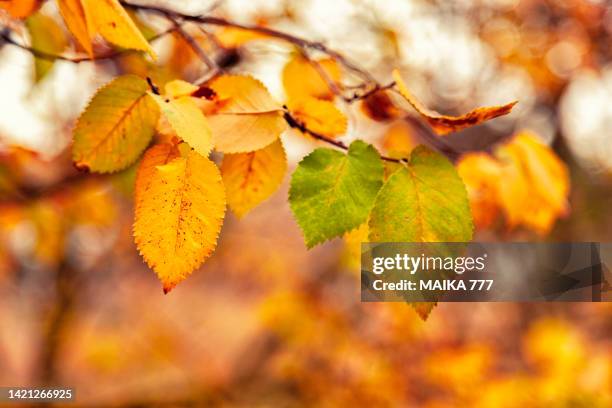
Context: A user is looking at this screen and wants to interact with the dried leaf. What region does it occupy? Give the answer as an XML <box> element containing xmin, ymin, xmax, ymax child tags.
<box><xmin>361</xmin><ymin>91</ymin><xmax>402</xmax><ymax>122</ymax></box>
<box><xmin>393</xmin><ymin>69</ymin><xmax>517</xmax><ymax>135</ymax></box>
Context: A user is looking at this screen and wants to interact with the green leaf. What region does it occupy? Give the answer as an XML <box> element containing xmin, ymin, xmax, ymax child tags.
<box><xmin>72</xmin><ymin>75</ymin><xmax>160</xmax><ymax>173</ymax></box>
<box><xmin>368</xmin><ymin>146</ymin><xmax>473</xmax><ymax>320</ymax></box>
<box><xmin>289</xmin><ymin>140</ymin><xmax>384</xmax><ymax>248</ymax></box>
<box><xmin>26</xmin><ymin>12</ymin><xmax>68</xmax><ymax>82</ymax></box>
<box><xmin>368</xmin><ymin>146</ymin><xmax>473</xmax><ymax>243</ymax></box>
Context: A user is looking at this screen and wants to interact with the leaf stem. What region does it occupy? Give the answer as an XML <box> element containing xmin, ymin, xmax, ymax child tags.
<box><xmin>282</xmin><ymin>110</ymin><xmax>403</xmax><ymax>163</ymax></box>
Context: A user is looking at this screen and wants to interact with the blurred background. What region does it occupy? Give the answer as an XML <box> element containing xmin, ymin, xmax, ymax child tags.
<box><xmin>0</xmin><ymin>0</ymin><xmax>611</xmax><ymax>406</ymax></box>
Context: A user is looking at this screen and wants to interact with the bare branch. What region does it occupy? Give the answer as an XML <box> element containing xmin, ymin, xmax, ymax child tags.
<box><xmin>120</xmin><ymin>1</ymin><xmax>376</xmax><ymax>83</ymax></box>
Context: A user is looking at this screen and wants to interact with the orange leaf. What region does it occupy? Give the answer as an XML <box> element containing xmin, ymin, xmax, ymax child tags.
<box><xmin>57</xmin><ymin>0</ymin><xmax>93</xmax><ymax>56</ymax></box>
<box><xmin>221</xmin><ymin>140</ymin><xmax>287</xmax><ymax>218</ymax></box>
<box><xmin>202</xmin><ymin>75</ymin><xmax>286</xmax><ymax>153</ymax></box>
<box><xmin>289</xmin><ymin>97</ymin><xmax>347</xmax><ymax>138</ymax></box>
<box><xmin>283</xmin><ymin>54</ymin><xmax>341</xmax><ymax>103</ymax></box>
<box><xmin>0</xmin><ymin>0</ymin><xmax>42</xmax><ymax>19</ymax></box>
<box><xmin>392</xmin><ymin>69</ymin><xmax>517</xmax><ymax>135</ymax></box>
<box><xmin>133</xmin><ymin>143</ymin><xmax>226</xmax><ymax>292</ymax></box>
<box><xmin>458</xmin><ymin>130</ymin><xmax>569</xmax><ymax>235</ymax></box>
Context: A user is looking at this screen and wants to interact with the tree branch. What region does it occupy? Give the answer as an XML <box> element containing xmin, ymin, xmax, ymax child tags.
<box><xmin>120</xmin><ymin>1</ymin><xmax>375</xmax><ymax>84</ymax></box>
<box><xmin>283</xmin><ymin>109</ymin><xmax>404</xmax><ymax>163</ymax></box>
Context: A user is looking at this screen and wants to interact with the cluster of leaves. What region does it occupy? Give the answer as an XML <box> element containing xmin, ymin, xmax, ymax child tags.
<box><xmin>0</xmin><ymin>0</ymin><xmax>570</xmax><ymax>315</ymax></box>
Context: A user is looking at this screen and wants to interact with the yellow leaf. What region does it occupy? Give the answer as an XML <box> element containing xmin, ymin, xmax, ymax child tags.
<box><xmin>150</xmin><ymin>93</ymin><xmax>212</xmax><ymax>157</ymax></box>
<box><xmin>73</xmin><ymin>75</ymin><xmax>160</xmax><ymax>173</ymax></box>
<box><xmin>164</xmin><ymin>79</ymin><xmax>199</xmax><ymax>99</ymax></box>
<box><xmin>80</xmin><ymin>0</ymin><xmax>156</xmax><ymax>58</ymax></box>
<box><xmin>56</xmin><ymin>0</ymin><xmax>92</xmax><ymax>56</ymax></box>
<box><xmin>496</xmin><ymin>131</ymin><xmax>569</xmax><ymax>234</ymax></box>
<box><xmin>458</xmin><ymin>130</ymin><xmax>569</xmax><ymax>235</ymax></box>
<box><xmin>289</xmin><ymin>97</ymin><xmax>347</xmax><ymax>138</ymax></box>
<box><xmin>282</xmin><ymin>54</ymin><xmax>340</xmax><ymax>103</ymax></box>
<box><xmin>134</xmin><ymin>144</ymin><xmax>226</xmax><ymax>292</ymax></box>
<box><xmin>202</xmin><ymin>74</ymin><xmax>287</xmax><ymax>153</ymax></box>
<box><xmin>0</xmin><ymin>0</ymin><xmax>42</xmax><ymax>19</ymax></box>
<box><xmin>392</xmin><ymin>69</ymin><xmax>517</xmax><ymax>135</ymax></box>
<box><xmin>221</xmin><ymin>139</ymin><xmax>287</xmax><ymax>218</ymax></box>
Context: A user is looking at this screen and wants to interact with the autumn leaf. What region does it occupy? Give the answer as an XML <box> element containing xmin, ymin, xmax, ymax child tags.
<box><xmin>221</xmin><ymin>139</ymin><xmax>287</xmax><ymax>218</ymax></box>
<box><xmin>150</xmin><ymin>88</ymin><xmax>212</xmax><ymax>157</ymax></box>
<box><xmin>56</xmin><ymin>0</ymin><xmax>93</xmax><ymax>56</ymax></box>
<box><xmin>283</xmin><ymin>54</ymin><xmax>341</xmax><ymax>103</ymax></box>
<box><xmin>289</xmin><ymin>97</ymin><xmax>348</xmax><ymax>138</ymax></box>
<box><xmin>134</xmin><ymin>143</ymin><xmax>226</xmax><ymax>292</ymax></box>
<box><xmin>457</xmin><ymin>130</ymin><xmax>569</xmax><ymax>234</ymax></box>
<box><xmin>73</xmin><ymin>75</ymin><xmax>160</xmax><ymax>173</ymax></box>
<box><xmin>201</xmin><ymin>75</ymin><xmax>287</xmax><ymax>153</ymax></box>
<box><xmin>0</xmin><ymin>0</ymin><xmax>42</xmax><ymax>19</ymax></box>
<box><xmin>164</xmin><ymin>79</ymin><xmax>199</xmax><ymax>99</ymax></box>
<box><xmin>368</xmin><ymin>146</ymin><xmax>473</xmax><ymax>320</ymax></box>
<box><xmin>368</xmin><ymin>146</ymin><xmax>473</xmax><ymax>242</ymax></box>
<box><xmin>392</xmin><ymin>69</ymin><xmax>517</xmax><ymax>135</ymax></box>
<box><xmin>57</xmin><ymin>0</ymin><xmax>155</xmax><ymax>58</ymax></box>
<box><xmin>26</xmin><ymin>12</ymin><xmax>68</xmax><ymax>82</ymax></box>
<box><xmin>289</xmin><ymin>140</ymin><xmax>384</xmax><ymax>248</ymax></box>
<box><xmin>497</xmin><ymin>131</ymin><xmax>569</xmax><ymax>233</ymax></box>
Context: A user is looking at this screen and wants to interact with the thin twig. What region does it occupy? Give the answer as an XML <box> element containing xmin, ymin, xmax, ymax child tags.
<box><xmin>164</xmin><ymin>17</ymin><xmax>218</xmax><ymax>71</ymax></box>
<box><xmin>346</xmin><ymin>81</ymin><xmax>395</xmax><ymax>103</ymax></box>
<box><xmin>120</xmin><ymin>2</ymin><xmax>375</xmax><ymax>82</ymax></box>
<box><xmin>283</xmin><ymin>110</ymin><xmax>403</xmax><ymax>163</ymax></box>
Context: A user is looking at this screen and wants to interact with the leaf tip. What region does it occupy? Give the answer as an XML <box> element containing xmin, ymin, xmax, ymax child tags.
<box><xmin>162</xmin><ymin>282</ymin><xmax>176</xmax><ymax>294</ymax></box>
